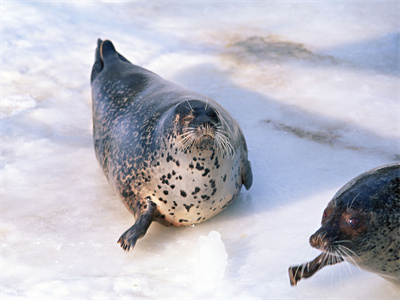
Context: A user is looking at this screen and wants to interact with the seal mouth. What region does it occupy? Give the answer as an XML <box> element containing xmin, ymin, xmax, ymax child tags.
<box><xmin>175</xmin><ymin>100</ymin><xmax>236</xmax><ymax>157</ymax></box>
<box><xmin>197</xmin><ymin>134</ymin><xmax>214</xmax><ymax>150</ymax></box>
<box><xmin>177</xmin><ymin>119</ymin><xmax>235</xmax><ymax>157</ymax></box>
<box><xmin>179</xmin><ymin>122</ymin><xmax>216</xmax><ymax>151</ymax></box>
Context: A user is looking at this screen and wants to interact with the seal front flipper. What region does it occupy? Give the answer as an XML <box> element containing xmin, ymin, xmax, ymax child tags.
<box><xmin>288</xmin><ymin>254</ymin><xmax>344</xmax><ymax>286</ymax></box>
<box><xmin>117</xmin><ymin>198</ymin><xmax>157</xmax><ymax>251</ymax></box>
<box><xmin>242</xmin><ymin>160</ymin><xmax>253</xmax><ymax>190</ymax></box>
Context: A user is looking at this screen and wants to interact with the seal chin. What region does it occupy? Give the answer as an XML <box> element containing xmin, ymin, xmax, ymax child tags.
<box><xmin>197</xmin><ymin>135</ymin><xmax>215</xmax><ymax>150</ymax></box>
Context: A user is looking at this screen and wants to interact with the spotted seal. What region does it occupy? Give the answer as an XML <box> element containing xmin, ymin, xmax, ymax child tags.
<box><xmin>90</xmin><ymin>39</ymin><xmax>253</xmax><ymax>251</ymax></box>
<box><xmin>288</xmin><ymin>163</ymin><xmax>400</xmax><ymax>285</ymax></box>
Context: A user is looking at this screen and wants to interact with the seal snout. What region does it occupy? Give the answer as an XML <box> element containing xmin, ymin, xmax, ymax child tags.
<box><xmin>191</xmin><ymin>108</ymin><xmax>219</xmax><ymax>129</ymax></box>
<box><xmin>309</xmin><ymin>228</ymin><xmax>334</xmax><ymax>251</ymax></box>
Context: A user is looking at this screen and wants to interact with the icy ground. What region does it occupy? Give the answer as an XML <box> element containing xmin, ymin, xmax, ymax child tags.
<box><xmin>2</xmin><ymin>1</ymin><xmax>400</xmax><ymax>299</ymax></box>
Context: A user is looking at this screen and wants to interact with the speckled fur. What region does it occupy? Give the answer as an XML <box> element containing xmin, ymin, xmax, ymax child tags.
<box><xmin>90</xmin><ymin>39</ymin><xmax>253</xmax><ymax>250</ymax></box>
<box><xmin>311</xmin><ymin>163</ymin><xmax>400</xmax><ymax>284</ymax></box>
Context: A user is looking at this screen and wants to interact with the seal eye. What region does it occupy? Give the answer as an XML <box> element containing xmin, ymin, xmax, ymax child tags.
<box><xmin>348</xmin><ymin>217</ymin><xmax>360</xmax><ymax>228</ymax></box>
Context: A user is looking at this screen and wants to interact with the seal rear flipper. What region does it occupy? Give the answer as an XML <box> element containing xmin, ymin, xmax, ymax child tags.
<box><xmin>90</xmin><ymin>39</ymin><xmax>104</xmax><ymax>83</ymax></box>
<box><xmin>100</xmin><ymin>40</ymin><xmax>132</xmax><ymax>65</ymax></box>
<box><xmin>117</xmin><ymin>198</ymin><xmax>157</xmax><ymax>251</ymax></box>
<box><xmin>242</xmin><ymin>160</ymin><xmax>253</xmax><ymax>190</ymax></box>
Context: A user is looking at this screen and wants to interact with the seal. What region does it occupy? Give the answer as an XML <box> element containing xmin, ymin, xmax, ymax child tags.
<box><xmin>288</xmin><ymin>163</ymin><xmax>400</xmax><ymax>286</ymax></box>
<box><xmin>90</xmin><ymin>39</ymin><xmax>253</xmax><ymax>251</ymax></box>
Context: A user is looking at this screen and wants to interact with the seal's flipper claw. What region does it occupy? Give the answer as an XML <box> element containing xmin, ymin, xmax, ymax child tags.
<box><xmin>288</xmin><ymin>265</ymin><xmax>301</xmax><ymax>286</ymax></box>
<box><xmin>117</xmin><ymin>199</ymin><xmax>157</xmax><ymax>251</ymax></box>
<box><xmin>288</xmin><ymin>254</ymin><xmax>344</xmax><ymax>286</ymax></box>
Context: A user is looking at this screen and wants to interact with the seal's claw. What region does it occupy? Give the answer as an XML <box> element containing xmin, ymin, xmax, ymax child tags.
<box><xmin>288</xmin><ymin>266</ymin><xmax>300</xmax><ymax>286</ymax></box>
<box><xmin>117</xmin><ymin>231</ymin><xmax>137</xmax><ymax>251</ymax></box>
<box><xmin>117</xmin><ymin>199</ymin><xmax>156</xmax><ymax>251</ymax></box>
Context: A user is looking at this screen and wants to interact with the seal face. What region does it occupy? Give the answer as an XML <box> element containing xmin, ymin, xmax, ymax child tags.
<box><xmin>288</xmin><ymin>163</ymin><xmax>400</xmax><ymax>285</ymax></box>
<box><xmin>90</xmin><ymin>39</ymin><xmax>253</xmax><ymax>251</ymax></box>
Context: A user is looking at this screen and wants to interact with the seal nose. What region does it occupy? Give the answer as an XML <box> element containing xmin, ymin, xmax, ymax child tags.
<box><xmin>193</xmin><ymin>107</ymin><xmax>219</xmax><ymax>127</ymax></box>
<box><xmin>309</xmin><ymin>228</ymin><xmax>332</xmax><ymax>250</ymax></box>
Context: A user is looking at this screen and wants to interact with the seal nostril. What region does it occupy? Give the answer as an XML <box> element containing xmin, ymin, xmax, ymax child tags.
<box><xmin>309</xmin><ymin>232</ymin><xmax>329</xmax><ymax>250</ymax></box>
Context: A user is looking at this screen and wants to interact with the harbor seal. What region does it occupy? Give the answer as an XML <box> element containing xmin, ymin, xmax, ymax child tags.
<box><xmin>90</xmin><ymin>39</ymin><xmax>253</xmax><ymax>251</ymax></box>
<box><xmin>288</xmin><ymin>163</ymin><xmax>400</xmax><ymax>285</ymax></box>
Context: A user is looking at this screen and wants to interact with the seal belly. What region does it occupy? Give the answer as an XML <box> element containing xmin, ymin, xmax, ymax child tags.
<box><xmin>140</xmin><ymin>147</ymin><xmax>244</xmax><ymax>226</ymax></box>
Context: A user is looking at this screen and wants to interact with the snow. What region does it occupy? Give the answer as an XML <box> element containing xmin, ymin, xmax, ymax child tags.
<box><xmin>2</xmin><ymin>1</ymin><xmax>399</xmax><ymax>299</ymax></box>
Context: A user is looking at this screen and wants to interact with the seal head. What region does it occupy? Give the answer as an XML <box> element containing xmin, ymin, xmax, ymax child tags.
<box><xmin>91</xmin><ymin>39</ymin><xmax>253</xmax><ymax>251</ymax></box>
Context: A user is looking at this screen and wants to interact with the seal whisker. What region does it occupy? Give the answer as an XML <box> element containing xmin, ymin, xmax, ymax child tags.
<box><xmin>215</xmin><ymin>131</ymin><xmax>235</xmax><ymax>158</ymax></box>
<box><xmin>186</xmin><ymin>99</ymin><xmax>194</xmax><ymax>112</ymax></box>
<box><xmin>337</xmin><ymin>245</ymin><xmax>361</xmax><ymax>264</ymax></box>
<box><xmin>348</xmin><ymin>193</ymin><xmax>360</xmax><ymax>209</ymax></box>
<box><xmin>204</xmin><ymin>96</ymin><xmax>209</xmax><ymax>111</ymax></box>
<box><xmin>334</xmin><ymin>246</ymin><xmax>360</xmax><ymax>279</ymax></box>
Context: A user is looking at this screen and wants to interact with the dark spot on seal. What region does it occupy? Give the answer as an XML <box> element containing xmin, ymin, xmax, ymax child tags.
<box><xmin>183</xmin><ymin>204</ymin><xmax>193</xmax><ymax>212</ymax></box>
<box><xmin>202</xmin><ymin>168</ymin><xmax>210</xmax><ymax>177</ymax></box>
<box><xmin>195</xmin><ymin>163</ymin><xmax>204</xmax><ymax>171</ymax></box>
<box><xmin>180</xmin><ymin>190</ymin><xmax>187</xmax><ymax>197</ymax></box>
<box><xmin>192</xmin><ymin>187</ymin><xmax>201</xmax><ymax>195</ymax></box>
<box><xmin>201</xmin><ymin>195</ymin><xmax>210</xmax><ymax>201</ymax></box>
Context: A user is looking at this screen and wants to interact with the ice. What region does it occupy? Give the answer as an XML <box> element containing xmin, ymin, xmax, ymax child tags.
<box><xmin>2</xmin><ymin>1</ymin><xmax>399</xmax><ymax>299</ymax></box>
<box><xmin>196</xmin><ymin>231</ymin><xmax>228</xmax><ymax>288</ymax></box>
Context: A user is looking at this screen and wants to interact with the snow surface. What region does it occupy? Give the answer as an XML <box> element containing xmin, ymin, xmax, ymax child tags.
<box><xmin>2</xmin><ymin>1</ymin><xmax>400</xmax><ymax>299</ymax></box>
